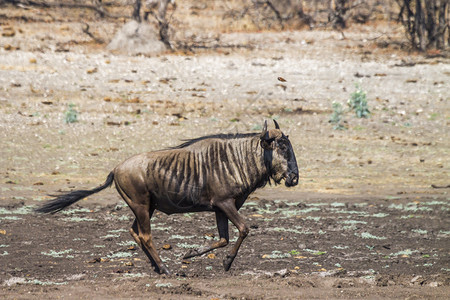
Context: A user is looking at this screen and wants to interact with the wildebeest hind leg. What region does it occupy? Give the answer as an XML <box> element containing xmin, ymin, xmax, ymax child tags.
<box><xmin>133</xmin><ymin>204</ymin><xmax>171</xmax><ymax>275</ymax></box>
<box><xmin>183</xmin><ymin>210</ymin><xmax>229</xmax><ymax>259</ymax></box>
<box><xmin>115</xmin><ymin>182</ymin><xmax>170</xmax><ymax>275</ymax></box>
<box><xmin>129</xmin><ymin>219</ymin><xmax>142</xmax><ymax>248</ymax></box>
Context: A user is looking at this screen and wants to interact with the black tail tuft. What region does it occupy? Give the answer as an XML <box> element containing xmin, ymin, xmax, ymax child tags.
<box><xmin>35</xmin><ymin>172</ymin><xmax>114</xmax><ymax>214</ymax></box>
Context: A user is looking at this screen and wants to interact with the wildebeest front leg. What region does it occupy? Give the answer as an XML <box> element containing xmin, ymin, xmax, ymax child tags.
<box><xmin>215</xmin><ymin>199</ymin><xmax>249</xmax><ymax>271</ymax></box>
<box><xmin>183</xmin><ymin>210</ymin><xmax>229</xmax><ymax>259</ymax></box>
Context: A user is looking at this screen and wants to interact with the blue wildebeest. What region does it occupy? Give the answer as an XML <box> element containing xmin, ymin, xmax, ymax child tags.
<box><xmin>36</xmin><ymin>120</ymin><xmax>299</xmax><ymax>274</ymax></box>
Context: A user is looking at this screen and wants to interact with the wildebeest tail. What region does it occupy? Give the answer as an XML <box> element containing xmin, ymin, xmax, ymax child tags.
<box><xmin>35</xmin><ymin>172</ymin><xmax>114</xmax><ymax>214</ymax></box>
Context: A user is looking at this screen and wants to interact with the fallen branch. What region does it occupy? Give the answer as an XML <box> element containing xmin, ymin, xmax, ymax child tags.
<box><xmin>82</xmin><ymin>23</ymin><xmax>105</xmax><ymax>44</ymax></box>
<box><xmin>431</xmin><ymin>184</ymin><xmax>450</xmax><ymax>189</ymax></box>
<box><xmin>6</xmin><ymin>0</ymin><xmax>130</xmax><ymax>19</ymax></box>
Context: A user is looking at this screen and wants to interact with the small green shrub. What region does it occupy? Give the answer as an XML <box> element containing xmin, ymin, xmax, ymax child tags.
<box><xmin>329</xmin><ymin>102</ymin><xmax>346</xmax><ymax>130</ymax></box>
<box><xmin>348</xmin><ymin>84</ymin><xmax>370</xmax><ymax>118</ymax></box>
<box><xmin>64</xmin><ymin>103</ymin><xmax>78</xmax><ymax>124</ymax></box>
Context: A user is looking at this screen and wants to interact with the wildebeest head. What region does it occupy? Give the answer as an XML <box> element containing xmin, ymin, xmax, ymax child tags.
<box><xmin>260</xmin><ymin>120</ymin><xmax>299</xmax><ymax>187</ymax></box>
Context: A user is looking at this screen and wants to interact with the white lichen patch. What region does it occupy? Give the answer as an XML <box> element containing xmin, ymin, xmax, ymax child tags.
<box><xmin>41</xmin><ymin>249</ymin><xmax>73</xmax><ymax>258</ymax></box>
<box><xmin>107</xmin><ymin>251</ymin><xmax>133</xmax><ymax>259</ymax></box>
<box><xmin>356</xmin><ymin>232</ymin><xmax>387</xmax><ymax>240</ymax></box>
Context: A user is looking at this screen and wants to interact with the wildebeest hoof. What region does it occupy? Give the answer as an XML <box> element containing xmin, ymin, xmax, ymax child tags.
<box><xmin>183</xmin><ymin>249</ymin><xmax>200</xmax><ymax>259</ymax></box>
<box><xmin>223</xmin><ymin>254</ymin><xmax>236</xmax><ymax>271</ymax></box>
<box><xmin>159</xmin><ymin>264</ymin><xmax>171</xmax><ymax>275</ymax></box>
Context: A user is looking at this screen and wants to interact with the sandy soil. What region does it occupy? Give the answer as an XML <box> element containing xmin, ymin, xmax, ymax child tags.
<box><xmin>0</xmin><ymin>2</ymin><xmax>449</xmax><ymax>299</ymax></box>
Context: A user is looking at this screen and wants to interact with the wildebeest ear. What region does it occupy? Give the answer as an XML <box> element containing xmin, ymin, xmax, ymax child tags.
<box><xmin>273</xmin><ymin>119</ymin><xmax>280</xmax><ymax>129</ymax></box>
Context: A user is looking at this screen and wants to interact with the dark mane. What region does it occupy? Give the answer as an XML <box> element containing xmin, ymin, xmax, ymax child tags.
<box><xmin>170</xmin><ymin>133</ymin><xmax>259</xmax><ymax>149</ymax></box>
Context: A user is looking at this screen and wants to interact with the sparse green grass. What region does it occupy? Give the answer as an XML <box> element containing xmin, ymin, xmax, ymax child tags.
<box><xmin>289</xmin><ymin>250</ymin><xmax>300</xmax><ymax>256</ymax></box>
<box><xmin>330</xmin><ymin>202</ymin><xmax>345</xmax><ymax>207</ymax></box>
<box><xmin>340</xmin><ymin>220</ymin><xmax>367</xmax><ymax>225</ymax></box>
<box><xmin>329</xmin><ymin>84</ymin><xmax>370</xmax><ymax>130</ymax></box>
<box><xmin>389</xmin><ymin>203</ymin><xmax>433</xmax><ymax>212</ymax></box>
<box><xmin>332</xmin><ymin>209</ymin><xmax>368</xmax><ymax>216</ymax></box>
<box><xmin>303</xmin><ymin>249</ymin><xmax>327</xmax><ymax>256</ymax></box>
<box><xmin>0</xmin><ymin>206</ymin><xmax>34</xmax><ymax>215</ymax></box>
<box><xmin>122</xmin><ymin>273</ymin><xmax>146</xmax><ymax>278</ymax></box>
<box><xmin>170</xmin><ymin>234</ymin><xmax>195</xmax><ymax>239</ymax></box>
<box><xmin>270</xmin><ymin>227</ymin><xmax>303</xmax><ymax>234</ymax></box>
<box><xmin>264</xmin><ymin>250</ymin><xmax>291</xmax><ymax>259</ymax></box>
<box><xmin>305</xmin><ymin>216</ymin><xmax>321</xmax><ymax>221</ymax></box>
<box><xmin>62</xmin><ymin>217</ymin><xmax>95</xmax><ymax>222</ymax></box>
<box><xmin>61</xmin><ymin>208</ymin><xmax>92</xmax><ymax>215</ymax></box>
<box><xmin>389</xmin><ymin>249</ymin><xmax>418</xmax><ymax>257</ymax></box>
<box><xmin>423</xmin><ymin>201</ymin><xmax>449</xmax><ymax>206</ymax></box>
<box><xmin>332</xmin><ymin>245</ymin><xmax>349</xmax><ymax>250</ymax></box>
<box><xmin>356</xmin><ymin>232</ymin><xmax>386</xmax><ymax>240</ymax></box>
<box><xmin>107</xmin><ymin>252</ymin><xmax>133</xmax><ymax>259</ymax></box>
<box><xmin>64</xmin><ymin>103</ymin><xmax>78</xmax><ymax>124</ymax></box>
<box><xmin>0</xmin><ymin>216</ymin><xmax>22</xmax><ymax>221</ymax></box>
<box><xmin>41</xmin><ymin>249</ymin><xmax>73</xmax><ymax>258</ymax></box>
<box><xmin>296</xmin><ymin>207</ymin><xmax>321</xmax><ymax>214</ymax></box>
<box><xmin>101</xmin><ymin>234</ymin><xmax>120</xmax><ymax>239</ymax></box>
<box><xmin>155</xmin><ymin>283</ymin><xmax>173</xmax><ymax>288</ymax></box>
<box><xmin>108</xmin><ymin>229</ymin><xmax>127</xmax><ymax>233</ymax></box>
<box><xmin>116</xmin><ymin>241</ymin><xmax>137</xmax><ymax>247</ymax></box>
<box><xmin>370</xmin><ymin>213</ymin><xmax>389</xmax><ymax>218</ymax></box>
<box><xmin>27</xmin><ymin>279</ymin><xmax>68</xmax><ymax>286</ymax></box>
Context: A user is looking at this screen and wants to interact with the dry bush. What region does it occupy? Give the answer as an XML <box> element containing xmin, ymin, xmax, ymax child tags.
<box><xmin>396</xmin><ymin>0</ymin><xmax>449</xmax><ymax>51</ymax></box>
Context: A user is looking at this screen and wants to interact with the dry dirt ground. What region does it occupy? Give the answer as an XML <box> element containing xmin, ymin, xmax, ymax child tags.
<box><xmin>0</xmin><ymin>3</ymin><xmax>449</xmax><ymax>299</ymax></box>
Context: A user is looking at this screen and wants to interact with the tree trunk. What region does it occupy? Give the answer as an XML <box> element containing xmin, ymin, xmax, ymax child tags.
<box><xmin>132</xmin><ymin>0</ymin><xmax>141</xmax><ymax>22</ymax></box>
<box><xmin>425</xmin><ymin>0</ymin><xmax>437</xmax><ymax>48</ymax></box>
<box><xmin>437</xmin><ymin>0</ymin><xmax>449</xmax><ymax>49</ymax></box>
<box><xmin>415</xmin><ymin>0</ymin><xmax>426</xmax><ymax>51</ymax></box>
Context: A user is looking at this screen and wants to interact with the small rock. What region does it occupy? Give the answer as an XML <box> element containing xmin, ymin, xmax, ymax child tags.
<box><xmin>87</xmin><ymin>67</ymin><xmax>98</xmax><ymax>74</ymax></box>
<box><xmin>2</xmin><ymin>27</ymin><xmax>15</xmax><ymax>37</ymax></box>
<box><xmin>429</xmin><ymin>282</ymin><xmax>439</xmax><ymax>287</ymax></box>
<box><xmin>410</xmin><ymin>275</ymin><xmax>422</xmax><ymax>284</ymax></box>
<box><xmin>274</xmin><ymin>269</ymin><xmax>289</xmax><ymax>277</ymax></box>
<box><xmin>87</xmin><ymin>258</ymin><xmax>101</xmax><ymax>263</ymax></box>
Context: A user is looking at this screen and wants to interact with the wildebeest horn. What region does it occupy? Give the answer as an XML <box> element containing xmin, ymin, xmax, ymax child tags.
<box><xmin>273</xmin><ymin>119</ymin><xmax>280</xmax><ymax>129</ymax></box>
<box><xmin>261</xmin><ymin>120</ymin><xmax>268</xmax><ymax>138</ymax></box>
